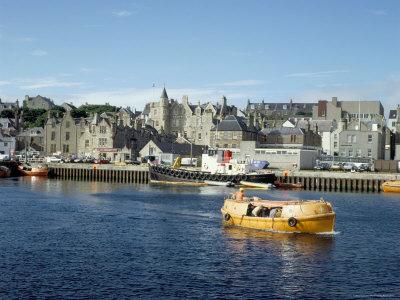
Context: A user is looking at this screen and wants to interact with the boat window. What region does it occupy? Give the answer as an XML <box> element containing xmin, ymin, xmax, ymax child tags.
<box><xmin>228</xmin><ymin>165</ymin><xmax>232</xmax><ymax>170</ymax></box>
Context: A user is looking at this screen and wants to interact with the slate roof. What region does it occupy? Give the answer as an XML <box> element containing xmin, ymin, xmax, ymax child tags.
<box><xmin>153</xmin><ymin>140</ymin><xmax>205</xmax><ymax>156</ymax></box>
<box><xmin>261</xmin><ymin>127</ymin><xmax>305</xmax><ymax>136</ymax></box>
<box><xmin>211</xmin><ymin>115</ymin><xmax>257</xmax><ymax>132</ymax></box>
<box><xmin>389</xmin><ymin>110</ymin><xmax>397</xmax><ymax>119</ymax></box>
<box><xmin>296</xmin><ymin>120</ymin><xmax>336</xmax><ymax>133</ymax></box>
<box><xmin>161</xmin><ymin>87</ymin><xmax>168</xmax><ymax>99</ymax></box>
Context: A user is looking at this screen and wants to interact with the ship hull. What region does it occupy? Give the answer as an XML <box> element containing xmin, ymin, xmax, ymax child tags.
<box><xmin>149</xmin><ymin>165</ymin><xmax>276</xmax><ymax>184</ymax></box>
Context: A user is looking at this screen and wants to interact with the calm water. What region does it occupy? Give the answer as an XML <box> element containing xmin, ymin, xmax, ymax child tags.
<box><xmin>0</xmin><ymin>178</ymin><xmax>399</xmax><ymax>299</ymax></box>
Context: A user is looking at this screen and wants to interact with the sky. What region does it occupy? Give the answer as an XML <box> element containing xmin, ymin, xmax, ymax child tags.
<box><xmin>0</xmin><ymin>0</ymin><xmax>399</xmax><ymax>113</ymax></box>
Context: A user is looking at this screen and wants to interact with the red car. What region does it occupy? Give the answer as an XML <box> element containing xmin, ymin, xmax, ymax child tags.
<box><xmin>94</xmin><ymin>158</ymin><xmax>110</xmax><ymax>164</ymax></box>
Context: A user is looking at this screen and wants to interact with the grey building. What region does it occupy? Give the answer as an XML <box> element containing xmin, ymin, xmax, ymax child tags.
<box><xmin>0</xmin><ymin>99</ymin><xmax>19</xmax><ymax>112</ymax></box>
<box><xmin>24</xmin><ymin>95</ymin><xmax>55</xmax><ymax>110</ymax></box>
<box><xmin>260</xmin><ymin>127</ymin><xmax>321</xmax><ymax>149</ymax></box>
<box><xmin>331</xmin><ymin>120</ymin><xmax>385</xmax><ymax>159</ymax></box>
<box><xmin>313</xmin><ymin>97</ymin><xmax>384</xmax><ymax>122</ymax></box>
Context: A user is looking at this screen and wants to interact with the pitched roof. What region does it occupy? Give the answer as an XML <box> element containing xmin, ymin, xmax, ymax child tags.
<box><xmin>261</xmin><ymin>127</ymin><xmax>304</xmax><ymax>136</ymax></box>
<box><xmin>152</xmin><ymin>140</ymin><xmax>205</xmax><ymax>156</ymax></box>
<box><xmin>211</xmin><ymin>115</ymin><xmax>257</xmax><ymax>132</ymax></box>
<box><xmin>161</xmin><ymin>87</ymin><xmax>168</xmax><ymax>99</ymax></box>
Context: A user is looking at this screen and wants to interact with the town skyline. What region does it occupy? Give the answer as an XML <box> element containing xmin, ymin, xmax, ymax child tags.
<box><xmin>1</xmin><ymin>0</ymin><xmax>399</xmax><ymax>109</ymax></box>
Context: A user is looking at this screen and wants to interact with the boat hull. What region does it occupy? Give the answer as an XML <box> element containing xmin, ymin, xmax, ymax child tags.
<box><xmin>149</xmin><ymin>165</ymin><xmax>276</xmax><ymax>184</ymax></box>
<box><xmin>221</xmin><ymin>198</ymin><xmax>335</xmax><ymax>234</ymax></box>
<box><xmin>0</xmin><ymin>166</ymin><xmax>11</xmax><ymax>178</ymax></box>
<box><xmin>18</xmin><ymin>165</ymin><xmax>48</xmax><ymax>177</ymax></box>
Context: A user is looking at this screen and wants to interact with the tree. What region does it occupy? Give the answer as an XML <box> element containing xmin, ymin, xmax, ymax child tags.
<box><xmin>71</xmin><ymin>108</ymin><xmax>88</xmax><ymax>118</ymax></box>
<box><xmin>0</xmin><ymin>110</ymin><xmax>15</xmax><ymax>118</ymax></box>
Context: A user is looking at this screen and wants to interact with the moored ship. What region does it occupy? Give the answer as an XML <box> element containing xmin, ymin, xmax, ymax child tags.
<box><xmin>149</xmin><ymin>150</ymin><xmax>276</xmax><ymax>185</ymax></box>
<box><xmin>0</xmin><ymin>166</ymin><xmax>11</xmax><ymax>178</ymax></box>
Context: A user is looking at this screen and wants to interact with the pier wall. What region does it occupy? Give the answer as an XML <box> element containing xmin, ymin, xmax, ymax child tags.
<box><xmin>48</xmin><ymin>164</ymin><xmax>149</xmax><ymax>184</ymax></box>
<box><xmin>275</xmin><ymin>170</ymin><xmax>400</xmax><ymax>192</ymax></box>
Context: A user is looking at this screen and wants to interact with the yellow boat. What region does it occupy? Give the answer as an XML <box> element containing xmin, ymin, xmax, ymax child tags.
<box><xmin>221</xmin><ymin>196</ymin><xmax>335</xmax><ymax>234</ymax></box>
<box><xmin>381</xmin><ymin>180</ymin><xmax>400</xmax><ymax>193</ymax></box>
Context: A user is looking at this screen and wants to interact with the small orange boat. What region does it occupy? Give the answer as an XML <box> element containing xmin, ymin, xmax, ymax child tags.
<box><xmin>274</xmin><ymin>181</ymin><xmax>303</xmax><ymax>189</ymax></box>
<box><xmin>18</xmin><ymin>164</ymin><xmax>48</xmax><ymax>176</ymax></box>
<box><xmin>381</xmin><ymin>180</ymin><xmax>400</xmax><ymax>193</ymax></box>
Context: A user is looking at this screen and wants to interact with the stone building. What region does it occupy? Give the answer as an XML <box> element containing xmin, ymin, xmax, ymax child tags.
<box><xmin>246</xmin><ymin>99</ymin><xmax>314</xmax><ymax>129</ymax></box>
<box><xmin>142</xmin><ymin>88</ymin><xmax>237</xmax><ymax>146</ymax></box>
<box><xmin>313</xmin><ymin>97</ymin><xmax>384</xmax><ymax>122</ymax></box>
<box><xmin>44</xmin><ymin>110</ymin><xmax>85</xmax><ymax>155</ymax></box>
<box><xmin>24</xmin><ymin>95</ymin><xmax>55</xmax><ymax>110</ymax></box>
<box><xmin>260</xmin><ymin>127</ymin><xmax>321</xmax><ymax>149</ymax></box>
<box><xmin>210</xmin><ymin>115</ymin><xmax>258</xmax><ymax>149</ymax></box>
<box><xmin>0</xmin><ymin>98</ymin><xmax>19</xmax><ymax>112</ymax></box>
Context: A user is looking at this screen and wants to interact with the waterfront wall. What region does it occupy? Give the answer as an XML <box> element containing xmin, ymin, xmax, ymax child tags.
<box><xmin>48</xmin><ymin>164</ymin><xmax>149</xmax><ymax>184</ymax></box>
<box><xmin>276</xmin><ymin>170</ymin><xmax>400</xmax><ymax>192</ymax></box>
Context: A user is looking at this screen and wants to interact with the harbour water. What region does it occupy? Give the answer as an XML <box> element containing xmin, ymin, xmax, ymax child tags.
<box><xmin>1</xmin><ymin>178</ymin><xmax>399</xmax><ymax>299</ymax></box>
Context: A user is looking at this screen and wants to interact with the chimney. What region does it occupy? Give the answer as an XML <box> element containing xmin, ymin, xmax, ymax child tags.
<box><xmin>332</xmin><ymin>97</ymin><xmax>338</xmax><ymax>107</ymax></box>
<box><xmin>182</xmin><ymin>95</ymin><xmax>189</xmax><ymax>105</ymax></box>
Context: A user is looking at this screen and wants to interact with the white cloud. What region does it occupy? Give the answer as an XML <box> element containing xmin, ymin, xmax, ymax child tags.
<box><xmin>0</xmin><ymin>80</ymin><xmax>11</xmax><ymax>86</ymax></box>
<box><xmin>19</xmin><ymin>78</ymin><xmax>84</xmax><ymax>89</ymax></box>
<box><xmin>80</xmin><ymin>67</ymin><xmax>96</xmax><ymax>73</ymax></box>
<box><xmin>368</xmin><ymin>9</ymin><xmax>387</xmax><ymax>16</ymax></box>
<box><xmin>209</xmin><ymin>79</ymin><xmax>266</xmax><ymax>87</ymax></box>
<box><xmin>30</xmin><ymin>49</ymin><xmax>48</xmax><ymax>56</ymax></box>
<box><xmin>285</xmin><ymin>70</ymin><xmax>350</xmax><ymax>78</ymax></box>
<box><xmin>112</xmin><ymin>10</ymin><xmax>132</xmax><ymax>17</ymax></box>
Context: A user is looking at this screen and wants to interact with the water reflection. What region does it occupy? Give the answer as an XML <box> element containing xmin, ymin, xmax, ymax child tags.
<box><xmin>222</xmin><ymin>226</ymin><xmax>334</xmax><ymax>256</ymax></box>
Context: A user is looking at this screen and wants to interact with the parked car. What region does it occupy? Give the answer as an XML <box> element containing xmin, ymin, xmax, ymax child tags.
<box><xmin>314</xmin><ymin>163</ymin><xmax>330</xmax><ymax>171</ymax></box>
<box><xmin>142</xmin><ymin>155</ymin><xmax>156</xmax><ymax>163</ymax></box>
<box><xmin>94</xmin><ymin>158</ymin><xmax>110</xmax><ymax>164</ymax></box>
<box><xmin>126</xmin><ymin>159</ymin><xmax>141</xmax><ymax>165</ymax></box>
<box><xmin>46</xmin><ymin>156</ymin><xmax>62</xmax><ymax>163</ymax></box>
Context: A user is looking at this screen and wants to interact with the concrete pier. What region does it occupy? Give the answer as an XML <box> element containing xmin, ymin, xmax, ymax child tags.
<box><xmin>275</xmin><ymin>170</ymin><xmax>400</xmax><ymax>192</ymax></box>
<box><xmin>48</xmin><ymin>164</ymin><xmax>149</xmax><ymax>184</ymax></box>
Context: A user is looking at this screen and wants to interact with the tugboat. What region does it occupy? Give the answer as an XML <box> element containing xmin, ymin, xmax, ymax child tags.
<box><xmin>149</xmin><ymin>150</ymin><xmax>276</xmax><ymax>185</ymax></box>
<box><xmin>221</xmin><ymin>195</ymin><xmax>335</xmax><ymax>234</ymax></box>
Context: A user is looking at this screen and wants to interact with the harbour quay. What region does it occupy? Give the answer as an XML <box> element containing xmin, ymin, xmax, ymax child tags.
<box><xmin>48</xmin><ymin>163</ymin><xmax>149</xmax><ymax>184</ymax></box>
<box><xmin>47</xmin><ymin>162</ymin><xmax>399</xmax><ymax>193</ymax></box>
<box><xmin>275</xmin><ymin>170</ymin><xmax>400</xmax><ymax>192</ymax></box>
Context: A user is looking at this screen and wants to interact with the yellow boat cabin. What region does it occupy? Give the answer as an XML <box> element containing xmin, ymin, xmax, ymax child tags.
<box><xmin>221</xmin><ymin>196</ymin><xmax>335</xmax><ymax>234</ymax></box>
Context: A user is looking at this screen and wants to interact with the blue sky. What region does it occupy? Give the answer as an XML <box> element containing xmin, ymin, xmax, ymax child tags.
<box><xmin>0</xmin><ymin>0</ymin><xmax>399</xmax><ymax>111</ymax></box>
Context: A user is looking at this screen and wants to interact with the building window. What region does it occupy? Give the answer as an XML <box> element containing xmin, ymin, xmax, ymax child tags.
<box><xmin>99</xmin><ymin>138</ymin><xmax>107</xmax><ymax>146</ymax></box>
<box><xmin>368</xmin><ymin>134</ymin><xmax>372</xmax><ymax>143</ymax></box>
<box><xmin>66</xmin><ymin>121</ymin><xmax>70</xmax><ymax>128</ymax></box>
<box><xmin>66</xmin><ymin>132</ymin><xmax>70</xmax><ymax>141</ymax></box>
<box><xmin>348</xmin><ymin>148</ymin><xmax>353</xmax><ymax>156</ymax></box>
<box><xmin>4</xmin><ymin>142</ymin><xmax>7</xmax><ymax>147</ymax></box>
<box><xmin>334</xmin><ymin>141</ymin><xmax>337</xmax><ymax>148</ymax></box>
<box><xmin>155</xmin><ymin>121</ymin><xmax>159</xmax><ymax>127</ymax></box>
<box><xmin>198</xmin><ymin>133</ymin><xmax>202</xmax><ymax>140</ymax></box>
<box><xmin>51</xmin><ymin>132</ymin><xmax>56</xmax><ymax>140</ymax></box>
<box><xmin>62</xmin><ymin>144</ymin><xmax>69</xmax><ymax>153</ymax></box>
<box><xmin>356</xmin><ymin>149</ymin><xmax>362</xmax><ymax>157</ymax></box>
<box><xmin>283</xmin><ymin>105</ymin><xmax>287</xmax><ymax>110</ymax></box>
<box><xmin>149</xmin><ymin>147</ymin><xmax>154</xmax><ymax>155</ymax></box>
<box><xmin>51</xmin><ymin>123</ymin><xmax>55</xmax><ymax>128</ymax></box>
<box><xmin>232</xmin><ymin>144</ymin><xmax>237</xmax><ymax>148</ymax></box>
<box><xmin>100</xmin><ymin>126</ymin><xmax>107</xmax><ymax>134</ymax></box>
<box><xmin>334</xmin><ymin>134</ymin><xmax>338</xmax><ymax>139</ymax></box>
<box><xmin>392</xmin><ymin>121</ymin><xmax>396</xmax><ymax>127</ymax></box>
<box><xmin>85</xmin><ymin>140</ymin><xmax>89</xmax><ymax>148</ymax></box>
<box><xmin>367</xmin><ymin>149</ymin><xmax>372</xmax><ymax>157</ymax></box>
<box><xmin>352</xmin><ymin>135</ymin><xmax>357</xmax><ymax>143</ymax></box>
<box><xmin>347</xmin><ymin>135</ymin><xmax>352</xmax><ymax>143</ymax></box>
<box><xmin>50</xmin><ymin>144</ymin><xmax>56</xmax><ymax>153</ymax></box>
